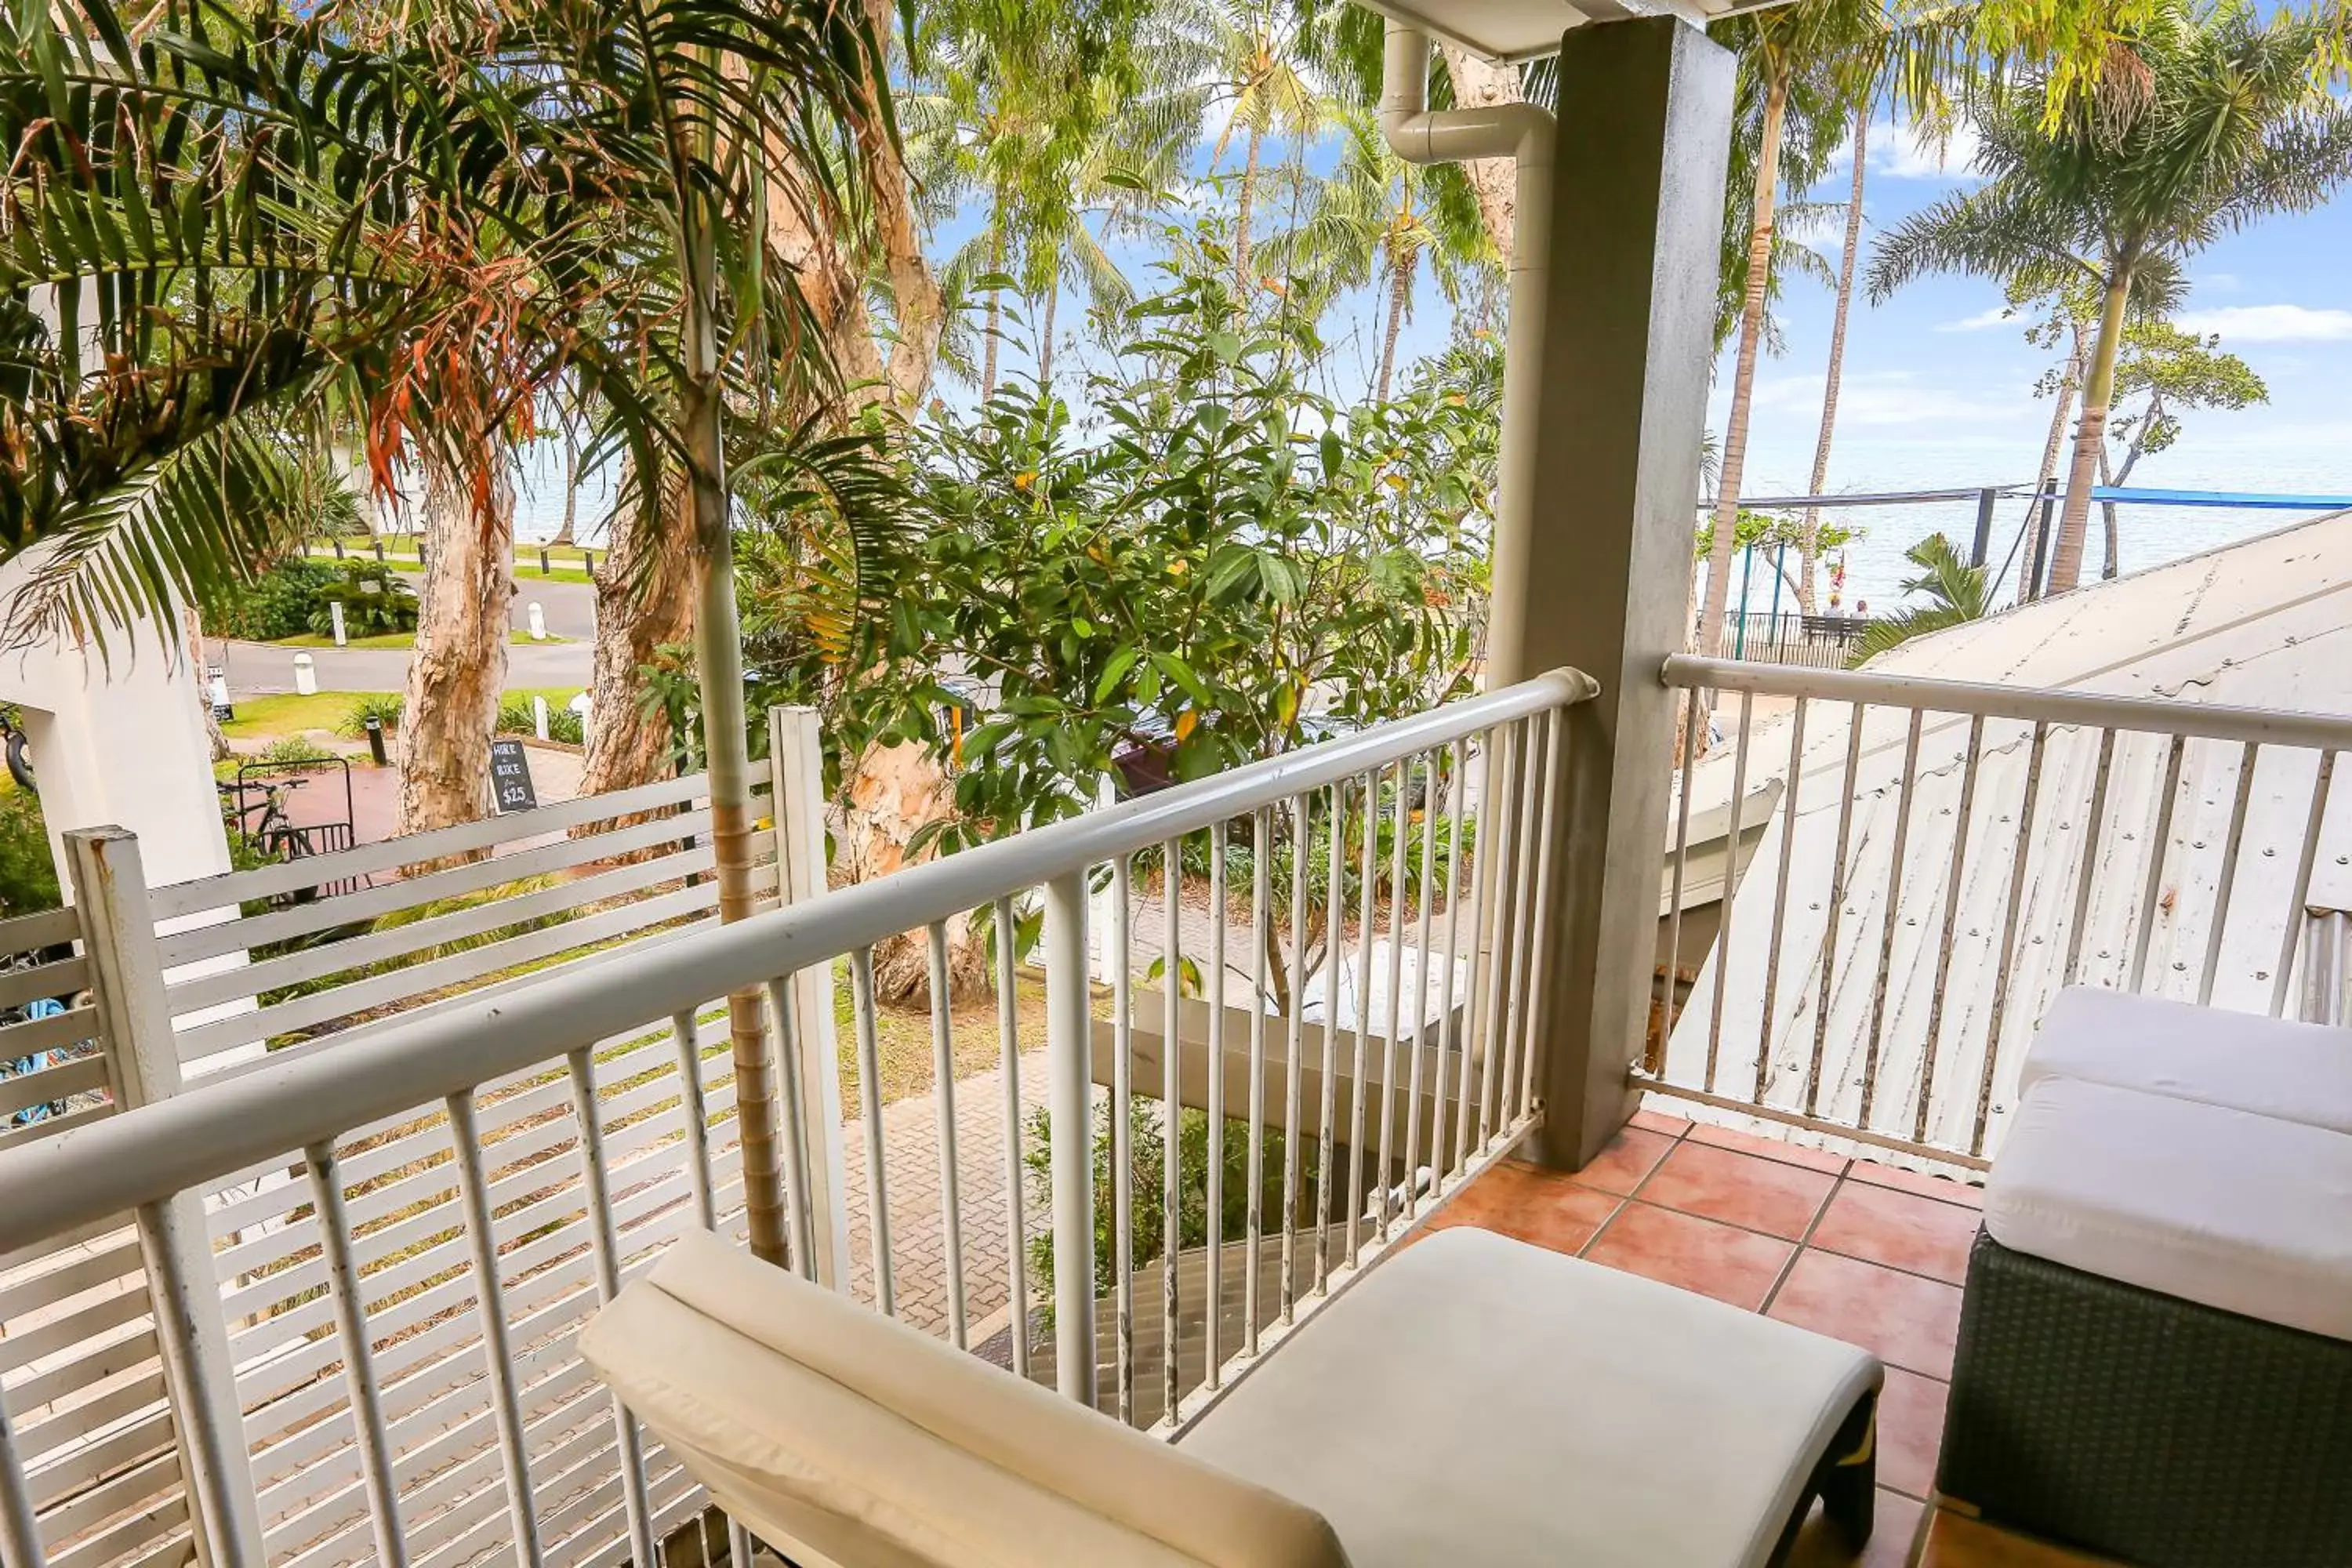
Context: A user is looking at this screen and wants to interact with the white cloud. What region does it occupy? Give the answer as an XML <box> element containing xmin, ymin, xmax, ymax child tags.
<box><xmin>1752</xmin><ymin>369</ymin><xmax>2018</xmax><ymax>427</ymax></box>
<box><xmin>1936</xmin><ymin>305</ymin><xmax>2016</xmax><ymax>333</ymax></box>
<box><xmin>1851</xmin><ymin>117</ymin><xmax>1980</xmax><ymax>180</ymax></box>
<box><xmin>2170</xmin><ymin>304</ymin><xmax>2352</xmax><ymax>343</ymax></box>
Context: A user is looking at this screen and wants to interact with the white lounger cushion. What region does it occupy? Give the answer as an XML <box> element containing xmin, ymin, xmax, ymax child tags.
<box><xmin>1179</xmin><ymin>1228</ymin><xmax>1882</xmax><ymax>1568</ymax></box>
<box><xmin>579</xmin><ymin>1230</ymin><xmax>1348</xmax><ymax>1568</ymax></box>
<box><xmin>2021</xmin><ymin>986</ymin><xmax>2352</xmax><ymax>1135</ymax></box>
<box><xmin>1987</xmin><ymin>1074</ymin><xmax>2352</xmax><ymax>1341</ymax></box>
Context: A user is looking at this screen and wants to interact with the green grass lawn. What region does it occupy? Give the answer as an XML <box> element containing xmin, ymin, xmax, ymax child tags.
<box><xmin>223</xmin><ymin>686</ymin><xmax>586</xmax><ymax>739</ymax></box>
<box><xmin>306</xmin><ymin>544</ymin><xmax>597</xmax><ymax>586</ymax></box>
<box><xmin>270</xmin><ymin>628</ymin><xmax>570</xmax><ymax>649</ymax></box>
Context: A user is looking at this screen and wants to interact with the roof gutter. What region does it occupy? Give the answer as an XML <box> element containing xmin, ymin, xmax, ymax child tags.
<box><xmin>1377</xmin><ymin>22</ymin><xmax>1554</xmax><ymax>684</ymax></box>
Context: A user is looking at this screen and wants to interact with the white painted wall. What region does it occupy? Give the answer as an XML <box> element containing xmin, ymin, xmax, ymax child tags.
<box><xmin>0</xmin><ymin>555</ymin><xmax>233</xmax><ymax>893</ymax></box>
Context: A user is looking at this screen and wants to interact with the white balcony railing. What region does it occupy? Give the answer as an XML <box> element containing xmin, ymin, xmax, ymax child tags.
<box><xmin>1649</xmin><ymin>654</ymin><xmax>2352</xmax><ymax>1169</ymax></box>
<box><xmin>0</xmin><ymin>666</ymin><xmax>1595</xmax><ymax>1568</ymax></box>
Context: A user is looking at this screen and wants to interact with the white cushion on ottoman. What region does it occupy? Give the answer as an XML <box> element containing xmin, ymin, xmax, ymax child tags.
<box><xmin>1179</xmin><ymin>1228</ymin><xmax>1881</xmax><ymax>1568</ymax></box>
<box><xmin>1987</xmin><ymin>1074</ymin><xmax>2352</xmax><ymax>1341</ymax></box>
<box><xmin>2021</xmin><ymin>986</ymin><xmax>2352</xmax><ymax>1135</ymax></box>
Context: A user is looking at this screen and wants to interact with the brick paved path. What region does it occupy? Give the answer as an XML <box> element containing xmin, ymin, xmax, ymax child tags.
<box><xmin>837</xmin><ymin>1047</ymin><xmax>1054</xmax><ymax>1337</ymax></box>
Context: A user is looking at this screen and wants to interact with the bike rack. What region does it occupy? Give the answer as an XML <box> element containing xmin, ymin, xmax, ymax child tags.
<box><xmin>225</xmin><ymin>758</ymin><xmax>365</xmax><ymax>896</ymax></box>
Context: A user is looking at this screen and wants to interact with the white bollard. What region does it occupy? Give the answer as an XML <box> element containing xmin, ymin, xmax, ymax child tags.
<box><xmin>532</xmin><ymin>695</ymin><xmax>550</xmax><ymax>741</ymax></box>
<box><xmin>328</xmin><ymin>600</ymin><xmax>347</xmax><ymax>647</ymax></box>
<box><xmin>527</xmin><ymin>601</ymin><xmax>546</xmax><ymax>641</ymax></box>
<box><xmin>568</xmin><ymin>691</ymin><xmax>591</xmax><ymax>724</ymax></box>
<box><xmin>292</xmin><ymin>652</ymin><xmax>317</xmax><ymax>697</ymax></box>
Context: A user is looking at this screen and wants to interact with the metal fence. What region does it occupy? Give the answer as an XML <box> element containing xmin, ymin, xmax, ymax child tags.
<box><xmin>1648</xmin><ymin>655</ymin><xmax>2352</xmax><ymax>1170</ymax></box>
<box><xmin>0</xmin><ymin>668</ymin><xmax>1596</xmax><ymax>1568</ymax></box>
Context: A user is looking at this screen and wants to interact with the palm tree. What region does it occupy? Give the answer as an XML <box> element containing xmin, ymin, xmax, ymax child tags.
<box><xmin>1203</xmin><ymin>0</ymin><xmax>1324</xmax><ymax>289</ymax></box>
<box><xmin>1797</xmin><ymin>101</ymin><xmax>1873</xmax><ymax>614</ymax></box>
<box><xmin>1850</xmin><ymin>532</ymin><xmax>1991</xmax><ymax>662</ymax></box>
<box><xmin>2</xmin><ymin>0</ymin><xmax>898</xmax><ymax>1272</ymax></box>
<box><xmin>1697</xmin><ymin>0</ymin><xmax>1952</xmax><ymax>659</ymax></box>
<box><xmin>1261</xmin><ymin>106</ymin><xmax>1496</xmax><ymax>400</ymax></box>
<box><xmin>1868</xmin><ymin>0</ymin><xmax>2352</xmax><ymax>597</ymax></box>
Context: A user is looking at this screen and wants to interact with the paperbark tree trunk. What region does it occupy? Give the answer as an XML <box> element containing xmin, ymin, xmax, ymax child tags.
<box><xmin>857</xmin><ymin>0</ymin><xmax>945</xmax><ymax>412</ymax></box>
<box><xmin>397</xmin><ymin>459</ymin><xmax>514</xmax><ymax>836</ymax></box>
<box><xmin>1799</xmin><ymin>105</ymin><xmax>1867</xmax><ymax>616</ymax></box>
<box><xmin>1698</xmin><ymin>68</ymin><xmax>1788</xmax><ymax>659</ymax></box>
<box><xmin>551</xmin><ymin>420</ymin><xmax>580</xmax><ymax>548</ymax></box>
<box><xmin>1436</xmin><ymin>43</ymin><xmax>1522</xmax><ymax>255</ymax></box>
<box><xmin>579</xmin><ymin>474</ymin><xmax>698</xmax><ymax>798</ymax></box>
<box><xmin>2049</xmin><ymin>269</ymin><xmax>2132</xmax><ymax>597</ymax></box>
<box><xmin>1037</xmin><ymin>284</ymin><xmax>1059</xmax><ymax>390</ymax></box>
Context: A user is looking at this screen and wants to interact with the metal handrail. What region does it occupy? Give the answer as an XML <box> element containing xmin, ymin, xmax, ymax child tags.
<box><xmin>0</xmin><ymin>667</ymin><xmax>1597</xmax><ymax>1257</ymax></box>
<box><xmin>1668</xmin><ymin>654</ymin><xmax>2352</xmax><ymax>754</ymax></box>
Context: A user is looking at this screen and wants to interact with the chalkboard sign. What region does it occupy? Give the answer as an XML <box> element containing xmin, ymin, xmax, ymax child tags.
<box><xmin>489</xmin><ymin>739</ymin><xmax>538</xmax><ymax>814</ymax></box>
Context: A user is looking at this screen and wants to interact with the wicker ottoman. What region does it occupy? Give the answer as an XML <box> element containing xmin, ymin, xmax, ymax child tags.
<box><xmin>1939</xmin><ymin>1073</ymin><xmax>2352</xmax><ymax>1567</ymax></box>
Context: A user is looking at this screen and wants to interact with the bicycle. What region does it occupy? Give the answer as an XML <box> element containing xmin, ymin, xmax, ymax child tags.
<box><xmin>218</xmin><ymin>774</ymin><xmax>319</xmax><ymax>859</ymax></box>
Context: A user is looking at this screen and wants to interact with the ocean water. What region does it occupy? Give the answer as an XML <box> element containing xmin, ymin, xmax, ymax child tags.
<box><xmin>502</xmin><ymin>423</ymin><xmax>2350</xmax><ymax>614</ymax></box>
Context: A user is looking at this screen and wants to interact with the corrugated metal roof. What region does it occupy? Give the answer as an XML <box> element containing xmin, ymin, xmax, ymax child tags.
<box><xmin>1661</xmin><ymin>509</ymin><xmax>2352</xmax><ymax>1163</ymax></box>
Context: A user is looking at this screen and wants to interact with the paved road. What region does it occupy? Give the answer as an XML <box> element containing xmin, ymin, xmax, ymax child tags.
<box><xmin>213</xmin><ymin>576</ymin><xmax>598</xmax><ymax>693</ymax></box>
<box><xmin>213</xmin><ymin>635</ymin><xmax>593</xmax><ymax>694</ymax></box>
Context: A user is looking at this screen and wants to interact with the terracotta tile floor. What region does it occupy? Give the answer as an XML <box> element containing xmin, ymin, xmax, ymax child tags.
<box><xmin>1432</xmin><ymin>1113</ymin><xmax>2117</xmax><ymax>1567</ymax></box>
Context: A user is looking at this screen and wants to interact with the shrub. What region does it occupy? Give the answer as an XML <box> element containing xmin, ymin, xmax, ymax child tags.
<box><xmin>495</xmin><ymin>696</ymin><xmax>537</xmax><ymax>735</ymax></box>
<box><xmin>0</xmin><ymin>788</ymin><xmax>60</xmax><ymax>917</ymax></box>
<box><xmin>546</xmin><ymin>706</ymin><xmax>584</xmax><ymax>746</ymax></box>
<box><xmin>308</xmin><ymin>564</ymin><xmax>418</xmax><ymax>638</ymax></box>
<box><xmin>260</xmin><ymin>735</ymin><xmax>336</xmax><ymax>764</ymax></box>
<box><xmin>213</xmin><ymin>558</ymin><xmax>342</xmax><ymax>641</ymax></box>
<box><xmin>336</xmin><ymin>693</ymin><xmax>405</xmax><ymax>738</ymax></box>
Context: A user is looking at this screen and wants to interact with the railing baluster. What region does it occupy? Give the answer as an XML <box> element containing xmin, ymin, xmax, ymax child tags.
<box><xmin>2130</xmin><ymin>735</ymin><xmax>2189</xmax><ymax>993</ymax></box>
<box><xmin>1517</xmin><ymin>713</ymin><xmax>1570</xmax><ymax>1123</ymax></box>
<box><xmin>445</xmin><ymin>1090</ymin><xmax>545</xmax><ymax>1568</ymax></box>
<box><xmin>1860</xmin><ymin>710</ymin><xmax>1922</xmax><ymax>1129</ymax></box>
<box><xmin>849</xmin><ymin>948</ymin><xmax>894</xmax><ymax>1316</ymax></box>
<box><xmin>925</xmin><ymin>923</ymin><xmax>968</xmax><ymax>1348</ymax></box>
<box><xmin>1112</xmin><ymin>858</ymin><xmax>1136</xmax><ymax>1418</ymax></box>
<box><xmin>1246</xmin><ymin>808</ymin><xmax>1271</xmax><ymax>1355</ymax></box>
<box><xmin>1442</xmin><ymin>739</ymin><xmax>1474</xmax><ymax>1182</ymax></box>
<box><xmin>1805</xmin><ymin>705</ymin><xmax>1868</xmax><ymax>1120</ymax></box>
<box><xmin>1661</xmin><ymin>691</ymin><xmax>1704</xmax><ymax>1051</ymax></box>
<box><xmin>1280</xmin><ymin>795</ymin><xmax>1309</xmax><ymax>1323</ymax></box>
<box><xmin>2063</xmin><ymin>729</ymin><xmax>2118</xmax><ymax>987</ymax></box>
<box><xmin>1347</xmin><ymin>769</ymin><xmax>1379</xmax><ymax>1266</ymax></box>
<box><xmin>1377</xmin><ymin>759</ymin><xmax>1411</xmax><ymax>1233</ymax></box>
<box><xmin>762</xmin><ymin>975</ymin><xmax>817</xmax><ymax>1279</ymax></box>
<box><xmin>1497</xmin><ymin>718</ymin><xmax>1544</xmax><ymax>1128</ymax></box>
<box><xmin>1704</xmin><ymin>694</ymin><xmax>1756</xmax><ymax>1096</ymax></box>
<box><xmin>1161</xmin><ymin>836</ymin><xmax>1183</xmax><ymax>1421</ymax></box>
<box><xmin>1976</xmin><ymin>721</ymin><xmax>2049</xmax><ymax>1156</ymax></box>
<box><xmin>1314</xmin><ymin>789</ymin><xmax>1345</xmax><ymax>1294</ymax></box>
<box><xmin>670</xmin><ymin>1007</ymin><xmax>717</xmax><ymax>1229</ymax></box>
<box><xmin>1205</xmin><ymin>819</ymin><xmax>1227</xmax><ymax>1388</ymax></box>
<box><xmin>1917</xmin><ymin>716</ymin><xmax>1987</xmax><ymax>1147</ymax></box>
<box><xmin>994</xmin><ymin>895</ymin><xmax>1030</xmax><ymax>1382</ymax></box>
<box><xmin>2198</xmin><ymin>742</ymin><xmax>2261</xmax><ymax>1007</ymax></box>
<box><xmin>1403</xmin><ymin>753</ymin><xmax>1438</xmax><ymax>1218</ymax></box>
<box><xmin>564</xmin><ymin>1049</ymin><xmax>658</xmax><ymax>1567</ymax></box>
<box><xmin>1041</xmin><ymin>872</ymin><xmax>1098</xmax><ymax>1411</ymax></box>
<box><xmin>1755</xmin><ymin>696</ymin><xmax>1809</xmax><ymax>1103</ymax></box>
<box><xmin>304</xmin><ymin>1142</ymin><xmax>410</xmax><ymax>1568</ymax></box>
<box><xmin>1475</xmin><ymin>728</ymin><xmax>1519</xmax><ymax>1151</ymax></box>
<box><xmin>2274</xmin><ymin>751</ymin><xmax>2336</xmax><ymax>1018</ymax></box>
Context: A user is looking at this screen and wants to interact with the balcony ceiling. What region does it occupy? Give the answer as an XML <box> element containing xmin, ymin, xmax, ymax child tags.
<box><xmin>1360</xmin><ymin>0</ymin><xmax>1790</xmax><ymax>63</ymax></box>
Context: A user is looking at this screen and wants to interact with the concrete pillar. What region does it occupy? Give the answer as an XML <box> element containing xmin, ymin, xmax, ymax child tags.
<box><xmin>1522</xmin><ymin>16</ymin><xmax>1733</xmax><ymax>1171</ymax></box>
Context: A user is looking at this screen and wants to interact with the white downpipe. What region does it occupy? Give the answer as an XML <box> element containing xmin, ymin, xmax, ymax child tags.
<box><xmin>1378</xmin><ymin>22</ymin><xmax>1554</xmax><ymax>686</ymax></box>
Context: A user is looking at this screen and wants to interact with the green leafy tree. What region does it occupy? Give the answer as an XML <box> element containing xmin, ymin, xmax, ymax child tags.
<box><xmin>1868</xmin><ymin>0</ymin><xmax>2352</xmax><ymax>597</ymax></box>
<box><xmin>2095</xmin><ymin>321</ymin><xmax>2267</xmax><ymax>575</ymax></box>
<box><xmin>1851</xmin><ymin>532</ymin><xmax>1991</xmax><ymax>662</ymax></box>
